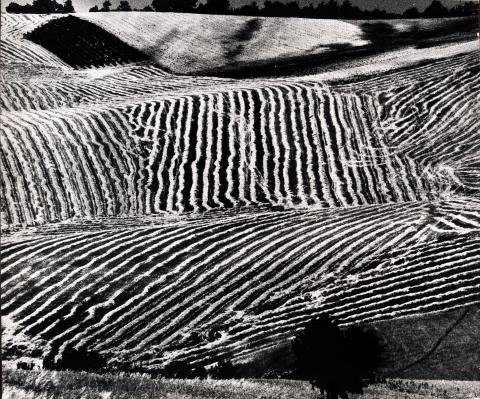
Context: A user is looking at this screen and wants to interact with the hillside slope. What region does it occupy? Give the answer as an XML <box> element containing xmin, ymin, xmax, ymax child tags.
<box><xmin>81</xmin><ymin>12</ymin><xmax>368</xmax><ymax>74</ymax></box>
<box><xmin>1</xmin><ymin>13</ymin><xmax>479</xmax><ymax>377</ymax></box>
<box><xmin>81</xmin><ymin>13</ymin><xmax>476</xmax><ymax>76</ymax></box>
<box><xmin>2</xmin><ymin>48</ymin><xmax>478</xmax><ymax>226</ymax></box>
<box><xmin>237</xmin><ymin>306</ymin><xmax>480</xmax><ymax>380</ymax></box>
<box><xmin>3</xmin><ymin>199</ymin><xmax>479</xmax><ymax>367</ymax></box>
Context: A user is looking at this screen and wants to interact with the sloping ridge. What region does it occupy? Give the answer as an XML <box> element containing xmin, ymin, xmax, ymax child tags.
<box><xmin>3</xmin><ymin>13</ymin><xmax>479</xmax><ymax>378</ymax></box>
<box><xmin>0</xmin><ymin>82</ymin><xmax>452</xmax><ymax>226</ymax></box>
<box><xmin>24</xmin><ymin>15</ymin><xmax>149</xmax><ymax>69</ymax></box>
<box><xmin>82</xmin><ymin>12</ymin><xmax>368</xmax><ymax>76</ymax></box>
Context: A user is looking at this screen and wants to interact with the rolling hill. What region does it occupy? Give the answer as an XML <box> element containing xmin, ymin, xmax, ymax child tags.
<box><xmin>3</xmin><ymin>199</ymin><xmax>480</xmax><ymax>369</ymax></box>
<box><xmin>1</xmin><ymin>12</ymin><xmax>479</xmax><ymax>377</ymax></box>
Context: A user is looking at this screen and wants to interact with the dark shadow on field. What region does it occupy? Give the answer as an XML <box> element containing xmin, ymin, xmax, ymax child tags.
<box><xmin>24</xmin><ymin>15</ymin><xmax>149</xmax><ymax>68</ymax></box>
<box><xmin>224</xmin><ymin>18</ymin><xmax>264</xmax><ymax>62</ymax></box>
<box><xmin>362</xmin><ymin>17</ymin><xmax>478</xmax><ymax>48</ymax></box>
<box><xmin>195</xmin><ymin>17</ymin><xmax>477</xmax><ymax>79</ymax></box>
<box><xmin>235</xmin><ymin>306</ymin><xmax>480</xmax><ymax>380</ymax></box>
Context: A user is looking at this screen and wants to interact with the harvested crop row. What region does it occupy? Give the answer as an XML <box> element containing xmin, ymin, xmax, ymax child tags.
<box><xmin>2</xmin><ymin>200</ymin><xmax>479</xmax><ymax>366</ymax></box>
<box><xmin>1</xmin><ymin>14</ymin><xmax>69</xmax><ymax>69</ymax></box>
<box><xmin>1</xmin><ymin>82</ymin><xmax>450</xmax><ymax>226</ymax></box>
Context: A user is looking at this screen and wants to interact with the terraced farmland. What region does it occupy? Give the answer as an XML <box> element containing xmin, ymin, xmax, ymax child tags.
<box><xmin>3</xmin><ymin>199</ymin><xmax>480</xmax><ymax>367</ymax></box>
<box><xmin>3</xmin><ymin>81</ymin><xmax>457</xmax><ymax>225</ymax></box>
<box><xmin>1</xmin><ymin>12</ymin><xmax>479</xmax><ymax>374</ymax></box>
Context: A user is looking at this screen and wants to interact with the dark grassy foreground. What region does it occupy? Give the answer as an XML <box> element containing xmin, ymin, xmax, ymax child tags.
<box><xmin>234</xmin><ymin>307</ymin><xmax>480</xmax><ymax>381</ymax></box>
<box><xmin>3</xmin><ymin>369</ymin><xmax>480</xmax><ymax>399</ymax></box>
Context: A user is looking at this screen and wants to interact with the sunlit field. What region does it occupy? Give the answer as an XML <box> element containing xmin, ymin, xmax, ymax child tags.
<box><xmin>2</xmin><ymin>8</ymin><xmax>479</xmax><ymax>394</ymax></box>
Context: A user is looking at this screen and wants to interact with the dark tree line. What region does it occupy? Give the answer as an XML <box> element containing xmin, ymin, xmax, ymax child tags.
<box><xmin>234</xmin><ymin>0</ymin><xmax>478</xmax><ymax>19</ymax></box>
<box><xmin>404</xmin><ymin>0</ymin><xmax>478</xmax><ymax>18</ymax></box>
<box><xmin>7</xmin><ymin>0</ymin><xmax>476</xmax><ymax>18</ymax></box>
<box><xmin>233</xmin><ymin>0</ymin><xmax>396</xmax><ymax>19</ymax></box>
<box><xmin>89</xmin><ymin>0</ymin><xmax>478</xmax><ymax>19</ymax></box>
<box><xmin>6</xmin><ymin>0</ymin><xmax>74</xmax><ymax>13</ymax></box>
<box><xmin>89</xmin><ymin>0</ymin><xmax>154</xmax><ymax>12</ymax></box>
<box><xmin>89</xmin><ymin>0</ymin><xmax>229</xmax><ymax>13</ymax></box>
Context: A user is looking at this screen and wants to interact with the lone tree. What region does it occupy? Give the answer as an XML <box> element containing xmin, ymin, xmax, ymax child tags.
<box><xmin>116</xmin><ymin>0</ymin><xmax>132</xmax><ymax>11</ymax></box>
<box><xmin>293</xmin><ymin>315</ymin><xmax>384</xmax><ymax>399</ymax></box>
<box><xmin>422</xmin><ymin>0</ymin><xmax>449</xmax><ymax>18</ymax></box>
<box><xmin>100</xmin><ymin>0</ymin><xmax>112</xmax><ymax>11</ymax></box>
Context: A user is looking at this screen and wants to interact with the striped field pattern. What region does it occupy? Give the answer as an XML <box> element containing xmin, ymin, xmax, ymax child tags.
<box><xmin>1</xmin><ymin>13</ymin><xmax>479</xmax><ymax>369</ymax></box>
<box><xmin>81</xmin><ymin>11</ymin><xmax>369</xmax><ymax>74</ymax></box>
<box><xmin>334</xmin><ymin>50</ymin><xmax>480</xmax><ymax>195</ymax></box>
<box><xmin>2</xmin><ymin>82</ymin><xmax>454</xmax><ymax>225</ymax></box>
<box><xmin>1</xmin><ymin>14</ymin><xmax>69</xmax><ymax>70</ymax></box>
<box><xmin>2</xmin><ymin>199</ymin><xmax>480</xmax><ymax>366</ymax></box>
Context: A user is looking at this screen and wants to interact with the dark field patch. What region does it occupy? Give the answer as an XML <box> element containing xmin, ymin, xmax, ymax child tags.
<box><xmin>24</xmin><ymin>15</ymin><xmax>149</xmax><ymax>69</ymax></box>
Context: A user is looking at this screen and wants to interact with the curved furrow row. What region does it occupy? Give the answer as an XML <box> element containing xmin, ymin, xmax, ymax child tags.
<box><xmin>1</xmin><ymin>105</ymin><xmax>144</xmax><ymax>226</ymax></box>
<box><xmin>377</xmin><ymin>64</ymin><xmax>479</xmax><ymax>179</ymax></box>
<box><xmin>1</xmin><ymin>14</ymin><xmax>70</xmax><ymax>70</ymax></box>
<box><xmin>2</xmin><ymin>12</ymin><xmax>478</xmax><ymax>373</ymax></box>
<box><xmin>1</xmin><ymin>38</ymin><xmax>70</xmax><ymax>69</ymax></box>
<box><xmin>129</xmin><ymin>83</ymin><xmax>438</xmax><ymax>211</ymax></box>
<box><xmin>3</xmin><ymin>211</ymin><xmax>303</xmax><ymax>321</ymax></box>
<box><xmin>171</xmin><ymin>238</ymin><xmax>479</xmax><ymax>365</ymax></box>
<box><xmin>335</xmin><ymin>49</ymin><xmax>479</xmax><ymax>94</ymax></box>
<box><xmin>3</xmin><ymin>81</ymin><xmax>447</xmax><ymax>227</ymax></box>
<box><xmin>1</xmin><ymin>14</ymin><xmax>61</xmax><ymax>39</ymax></box>
<box><xmin>1</xmin><ymin>62</ymin><xmax>267</xmax><ymax>113</ymax></box>
<box><xmin>87</xmin><ymin>203</ymin><xmax>415</xmax><ymax>354</ymax></box>
<box><xmin>3</xmin><ymin>200</ymin><xmax>479</xmax><ymax>366</ymax></box>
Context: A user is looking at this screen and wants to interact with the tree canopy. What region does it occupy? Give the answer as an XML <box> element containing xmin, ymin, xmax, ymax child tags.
<box><xmin>151</xmin><ymin>0</ymin><xmax>197</xmax><ymax>12</ymax></box>
<box><xmin>293</xmin><ymin>315</ymin><xmax>384</xmax><ymax>399</ymax></box>
<box><xmin>196</xmin><ymin>0</ymin><xmax>230</xmax><ymax>14</ymax></box>
<box><xmin>101</xmin><ymin>0</ymin><xmax>111</xmax><ymax>11</ymax></box>
<box><xmin>423</xmin><ymin>0</ymin><xmax>450</xmax><ymax>18</ymax></box>
<box><xmin>6</xmin><ymin>0</ymin><xmax>75</xmax><ymax>13</ymax></box>
<box><xmin>116</xmin><ymin>0</ymin><xmax>132</xmax><ymax>11</ymax></box>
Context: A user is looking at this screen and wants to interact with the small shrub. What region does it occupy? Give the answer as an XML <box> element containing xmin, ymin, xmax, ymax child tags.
<box><xmin>17</xmin><ymin>361</ymin><xmax>35</xmax><ymax>370</ymax></box>
<box><xmin>43</xmin><ymin>346</ymin><xmax>106</xmax><ymax>373</ymax></box>
<box><xmin>161</xmin><ymin>360</ymin><xmax>207</xmax><ymax>379</ymax></box>
<box><xmin>210</xmin><ymin>359</ymin><xmax>237</xmax><ymax>379</ymax></box>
